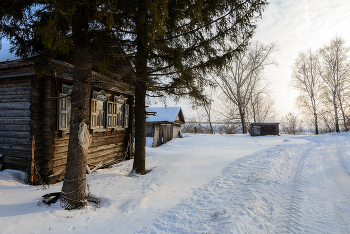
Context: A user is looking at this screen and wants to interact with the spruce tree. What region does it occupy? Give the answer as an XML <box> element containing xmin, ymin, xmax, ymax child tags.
<box><xmin>0</xmin><ymin>0</ymin><xmax>123</xmax><ymax>209</ymax></box>
<box><xmin>110</xmin><ymin>0</ymin><xmax>269</xmax><ymax>174</ymax></box>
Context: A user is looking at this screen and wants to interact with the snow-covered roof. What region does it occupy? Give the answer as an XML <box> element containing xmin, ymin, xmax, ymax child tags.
<box><xmin>146</xmin><ymin>107</ymin><xmax>185</xmax><ymax>123</ymax></box>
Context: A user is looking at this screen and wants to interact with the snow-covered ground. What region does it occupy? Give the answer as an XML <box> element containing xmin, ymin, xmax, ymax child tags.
<box><xmin>1</xmin><ymin>133</ymin><xmax>350</xmax><ymax>233</ymax></box>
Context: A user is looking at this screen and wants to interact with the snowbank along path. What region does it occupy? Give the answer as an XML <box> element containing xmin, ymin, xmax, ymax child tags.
<box><xmin>139</xmin><ymin>133</ymin><xmax>350</xmax><ymax>233</ymax></box>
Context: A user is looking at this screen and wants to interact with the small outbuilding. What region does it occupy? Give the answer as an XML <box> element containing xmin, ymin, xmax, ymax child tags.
<box><xmin>249</xmin><ymin>123</ymin><xmax>279</xmax><ymax>136</ymax></box>
<box><xmin>146</xmin><ymin>107</ymin><xmax>185</xmax><ymax>147</ymax></box>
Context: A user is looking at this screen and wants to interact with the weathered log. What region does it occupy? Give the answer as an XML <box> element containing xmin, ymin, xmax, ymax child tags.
<box><xmin>46</xmin><ymin>151</ymin><xmax>67</xmax><ymax>160</ymax></box>
<box><xmin>30</xmin><ymin>104</ymin><xmax>43</xmax><ymax>112</ymax></box>
<box><xmin>40</xmin><ymin>164</ymin><xmax>66</xmax><ymax>176</ymax></box>
<box><xmin>0</xmin><ymin>124</ymin><xmax>31</xmax><ymax>131</ymax></box>
<box><xmin>34</xmin><ymin>135</ymin><xmax>44</xmax><ymax>143</ymax></box>
<box><xmin>30</xmin><ymin>128</ymin><xmax>43</xmax><ymax>136</ymax></box>
<box><xmin>44</xmin><ymin>157</ymin><xmax>67</xmax><ymax>168</ymax></box>
<box><xmin>88</xmin><ymin>143</ymin><xmax>122</xmax><ymax>154</ymax></box>
<box><xmin>43</xmin><ymin>101</ymin><xmax>56</xmax><ymax>110</ymax></box>
<box><xmin>0</xmin><ymin>142</ymin><xmax>43</xmax><ymax>151</ymax></box>
<box><xmin>54</xmin><ymin>139</ymin><xmax>69</xmax><ymax>147</ymax></box>
<box><xmin>3</xmin><ymin>155</ymin><xmax>29</xmax><ymax>166</ymax></box>
<box><xmin>0</xmin><ymin>101</ymin><xmax>31</xmax><ymax>110</ymax></box>
<box><xmin>0</xmin><ymin>86</ymin><xmax>31</xmax><ymax>93</ymax></box>
<box><xmin>0</xmin><ymin>149</ymin><xmax>42</xmax><ymax>158</ymax></box>
<box><xmin>30</xmin><ymin>96</ymin><xmax>43</xmax><ymax>104</ymax></box>
<box><xmin>30</xmin><ymin>120</ymin><xmax>43</xmax><ymax>128</ymax></box>
<box><xmin>30</xmin><ymin>87</ymin><xmax>43</xmax><ymax>97</ymax></box>
<box><xmin>53</xmin><ymin>145</ymin><xmax>68</xmax><ymax>154</ymax></box>
<box><xmin>87</xmin><ymin>148</ymin><xmax>120</xmax><ymax>160</ymax></box>
<box><xmin>42</xmin><ymin>117</ymin><xmax>54</xmax><ymax>125</ymax></box>
<box><xmin>42</xmin><ymin>146</ymin><xmax>55</xmax><ymax>155</ymax></box>
<box><xmin>0</xmin><ymin>110</ymin><xmax>30</xmax><ymax>117</ymax></box>
<box><xmin>0</xmin><ymin>131</ymin><xmax>31</xmax><ymax>139</ymax></box>
<box><xmin>42</xmin><ymin>133</ymin><xmax>54</xmax><ymax>141</ymax></box>
<box><xmin>87</xmin><ymin>153</ymin><xmax>121</xmax><ymax>165</ymax></box>
<box><xmin>0</xmin><ymin>95</ymin><xmax>30</xmax><ymax>102</ymax></box>
<box><xmin>0</xmin><ymin>79</ymin><xmax>31</xmax><ymax>88</ymax></box>
<box><xmin>0</xmin><ymin>137</ymin><xmax>32</xmax><ymax>145</ymax></box>
<box><xmin>2</xmin><ymin>162</ymin><xmax>27</xmax><ymax>172</ymax></box>
<box><xmin>31</xmin><ymin>78</ymin><xmax>38</xmax><ymax>88</ymax></box>
<box><xmin>42</xmin><ymin>124</ymin><xmax>52</xmax><ymax>132</ymax></box>
<box><xmin>30</xmin><ymin>112</ymin><xmax>43</xmax><ymax>120</ymax></box>
<box><xmin>0</xmin><ymin>118</ymin><xmax>30</xmax><ymax>125</ymax></box>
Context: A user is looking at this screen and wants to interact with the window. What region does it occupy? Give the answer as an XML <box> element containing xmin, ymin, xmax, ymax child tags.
<box><xmin>58</xmin><ymin>84</ymin><xmax>72</xmax><ymax>131</ymax></box>
<box><xmin>91</xmin><ymin>90</ymin><xmax>109</xmax><ymax>130</ymax></box>
<box><xmin>58</xmin><ymin>87</ymin><xmax>130</xmax><ymax>136</ymax></box>
<box><xmin>107</xmin><ymin>101</ymin><xmax>117</xmax><ymax>128</ymax></box>
<box><xmin>114</xmin><ymin>95</ymin><xmax>129</xmax><ymax>128</ymax></box>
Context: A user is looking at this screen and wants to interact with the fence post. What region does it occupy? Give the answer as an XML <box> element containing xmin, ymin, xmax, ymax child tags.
<box><xmin>153</xmin><ymin>125</ymin><xmax>160</xmax><ymax>147</ymax></box>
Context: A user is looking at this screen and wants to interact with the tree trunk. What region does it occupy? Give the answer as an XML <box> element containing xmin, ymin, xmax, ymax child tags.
<box><xmin>238</xmin><ymin>106</ymin><xmax>246</xmax><ymax>134</ymax></box>
<box><xmin>205</xmin><ymin>105</ymin><xmax>214</xmax><ymax>134</ymax></box>
<box><xmin>314</xmin><ymin>112</ymin><xmax>319</xmax><ymax>135</ymax></box>
<box><xmin>333</xmin><ymin>93</ymin><xmax>340</xmax><ymax>133</ymax></box>
<box><xmin>312</xmin><ymin>98</ymin><xmax>319</xmax><ymax>135</ymax></box>
<box><xmin>133</xmin><ymin>82</ymin><xmax>146</xmax><ymax>174</ymax></box>
<box><xmin>338</xmin><ymin>96</ymin><xmax>348</xmax><ymax>132</ymax></box>
<box><xmin>60</xmin><ymin>5</ymin><xmax>91</xmax><ymax>209</ymax></box>
<box><xmin>132</xmin><ymin>0</ymin><xmax>147</xmax><ymax>175</ymax></box>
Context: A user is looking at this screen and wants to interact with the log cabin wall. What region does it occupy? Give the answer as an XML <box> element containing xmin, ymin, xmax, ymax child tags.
<box><xmin>40</xmin><ymin>76</ymin><xmax>58</xmax><ymax>184</ymax></box>
<box><xmin>41</xmin><ymin>81</ymin><xmax>134</xmax><ymax>184</ymax></box>
<box><xmin>0</xmin><ymin>74</ymin><xmax>44</xmax><ymax>179</ymax></box>
<box><xmin>0</xmin><ymin>58</ymin><xmax>135</xmax><ymax>185</ymax></box>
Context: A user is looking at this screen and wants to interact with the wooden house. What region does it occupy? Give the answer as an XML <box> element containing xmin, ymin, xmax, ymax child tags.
<box><xmin>146</xmin><ymin>107</ymin><xmax>185</xmax><ymax>147</ymax></box>
<box><xmin>0</xmin><ymin>57</ymin><xmax>134</xmax><ymax>184</ymax></box>
<box><xmin>249</xmin><ymin>123</ymin><xmax>279</xmax><ymax>136</ymax></box>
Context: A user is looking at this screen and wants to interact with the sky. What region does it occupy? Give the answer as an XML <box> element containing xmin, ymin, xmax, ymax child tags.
<box><xmin>152</xmin><ymin>0</ymin><xmax>350</xmax><ymax>121</ymax></box>
<box><xmin>1</xmin><ymin>0</ymin><xmax>350</xmax><ymax>121</ymax></box>
<box><xmin>251</xmin><ymin>0</ymin><xmax>350</xmax><ymax>119</ymax></box>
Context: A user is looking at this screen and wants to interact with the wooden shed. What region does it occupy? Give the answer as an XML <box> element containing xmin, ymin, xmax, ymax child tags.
<box><xmin>249</xmin><ymin>123</ymin><xmax>279</xmax><ymax>136</ymax></box>
<box><xmin>0</xmin><ymin>57</ymin><xmax>134</xmax><ymax>184</ymax></box>
<box><xmin>146</xmin><ymin>107</ymin><xmax>185</xmax><ymax>147</ymax></box>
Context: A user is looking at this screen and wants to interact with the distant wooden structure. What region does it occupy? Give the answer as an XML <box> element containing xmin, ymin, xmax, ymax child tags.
<box><xmin>0</xmin><ymin>57</ymin><xmax>134</xmax><ymax>184</ymax></box>
<box><xmin>249</xmin><ymin>123</ymin><xmax>279</xmax><ymax>136</ymax></box>
<box><xmin>146</xmin><ymin>107</ymin><xmax>185</xmax><ymax>147</ymax></box>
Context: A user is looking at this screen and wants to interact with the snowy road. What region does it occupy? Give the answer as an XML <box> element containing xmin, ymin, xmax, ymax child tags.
<box><xmin>278</xmin><ymin>136</ymin><xmax>350</xmax><ymax>233</ymax></box>
<box><xmin>2</xmin><ymin>133</ymin><xmax>350</xmax><ymax>233</ymax></box>
<box><xmin>139</xmin><ymin>134</ymin><xmax>350</xmax><ymax>233</ymax></box>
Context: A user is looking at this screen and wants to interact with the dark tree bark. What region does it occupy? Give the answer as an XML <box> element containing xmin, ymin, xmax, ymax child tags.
<box><xmin>132</xmin><ymin>0</ymin><xmax>148</xmax><ymax>175</ymax></box>
<box><xmin>60</xmin><ymin>4</ymin><xmax>91</xmax><ymax>209</ymax></box>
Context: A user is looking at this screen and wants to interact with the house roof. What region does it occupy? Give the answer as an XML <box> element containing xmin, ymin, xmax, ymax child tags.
<box><xmin>146</xmin><ymin>107</ymin><xmax>185</xmax><ymax>124</ymax></box>
<box><xmin>0</xmin><ymin>57</ymin><xmax>135</xmax><ymax>95</ymax></box>
<box><xmin>48</xmin><ymin>59</ymin><xmax>134</xmax><ymax>95</ymax></box>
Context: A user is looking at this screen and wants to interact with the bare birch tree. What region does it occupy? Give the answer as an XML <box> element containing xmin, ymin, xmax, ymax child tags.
<box><xmin>248</xmin><ymin>91</ymin><xmax>277</xmax><ymax>123</ymax></box>
<box><xmin>191</xmin><ymin>96</ymin><xmax>215</xmax><ymax>134</ymax></box>
<box><xmin>318</xmin><ymin>36</ymin><xmax>350</xmax><ymax>133</ymax></box>
<box><xmin>291</xmin><ymin>50</ymin><xmax>321</xmax><ymax>134</ymax></box>
<box><xmin>213</xmin><ymin>41</ymin><xmax>276</xmax><ymax>133</ymax></box>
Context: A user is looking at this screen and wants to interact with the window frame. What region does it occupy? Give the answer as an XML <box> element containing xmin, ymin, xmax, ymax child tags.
<box><xmin>91</xmin><ymin>90</ymin><xmax>110</xmax><ymax>134</ymax></box>
<box><xmin>114</xmin><ymin>95</ymin><xmax>128</xmax><ymax>130</ymax></box>
<box><xmin>57</xmin><ymin>84</ymin><xmax>72</xmax><ymax>137</ymax></box>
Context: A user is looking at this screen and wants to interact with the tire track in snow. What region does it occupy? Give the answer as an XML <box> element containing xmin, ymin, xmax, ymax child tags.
<box><xmin>280</xmin><ymin>143</ymin><xmax>315</xmax><ymax>234</ymax></box>
<box><xmin>138</xmin><ymin>135</ymin><xmax>350</xmax><ymax>234</ymax></box>
<box><xmin>279</xmin><ymin>138</ymin><xmax>350</xmax><ymax>234</ymax></box>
